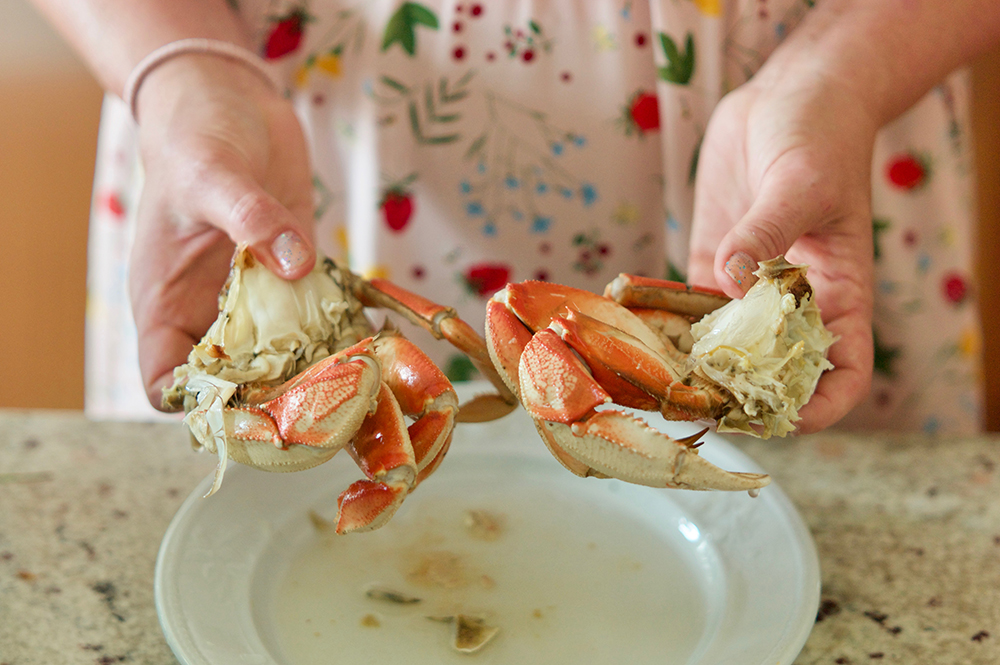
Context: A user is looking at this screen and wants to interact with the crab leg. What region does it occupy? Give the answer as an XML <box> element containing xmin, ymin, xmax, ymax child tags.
<box><xmin>604</xmin><ymin>274</ymin><xmax>731</xmax><ymax>319</ymax></box>
<box><xmin>551</xmin><ymin>310</ymin><xmax>728</xmax><ymax>421</ymax></box>
<box><xmin>336</xmin><ymin>331</ymin><xmax>463</xmax><ymax>534</ymax></box>
<box><xmin>337</xmin><ymin>381</ymin><xmax>418</xmax><ymax>534</ymax></box>
<box><xmin>484</xmin><ymin>299</ymin><xmax>534</xmax><ymax>399</ymax></box>
<box><xmin>626</xmin><ymin>308</ymin><xmax>696</xmax><ymax>357</ymax></box>
<box><xmin>372</xmin><ymin>329</ymin><xmax>459</xmax><ymax>480</ymax></box>
<box><xmin>499</xmin><ymin>281</ymin><xmax>677</xmax><ymax>362</ymax></box>
<box><xmin>553</xmin><ymin>412</ymin><xmax>769</xmax><ymax>491</ymax></box>
<box><xmin>352</xmin><ymin>278</ymin><xmax>518</xmax><ymax>422</ymax></box>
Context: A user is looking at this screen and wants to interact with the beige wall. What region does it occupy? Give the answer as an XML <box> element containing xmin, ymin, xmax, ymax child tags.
<box><xmin>1</xmin><ymin>2</ymin><xmax>999</xmax><ymax>427</ymax></box>
<box><xmin>0</xmin><ymin>76</ymin><xmax>99</xmax><ymax>409</ymax></box>
<box><xmin>0</xmin><ymin>1</ymin><xmax>101</xmax><ymax>410</ymax></box>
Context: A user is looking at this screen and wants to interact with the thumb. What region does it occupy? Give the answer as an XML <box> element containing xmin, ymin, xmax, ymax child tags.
<box><xmin>195</xmin><ymin>165</ymin><xmax>316</xmax><ymax>279</ymax></box>
<box><xmin>714</xmin><ymin>181</ymin><xmax>829</xmax><ymax>298</ymax></box>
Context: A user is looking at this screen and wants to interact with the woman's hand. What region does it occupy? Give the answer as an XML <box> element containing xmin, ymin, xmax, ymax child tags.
<box><xmin>127</xmin><ymin>55</ymin><xmax>316</xmax><ymax>409</ymax></box>
<box><xmin>687</xmin><ymin>64</ymin><xmax>877</xmax><ymax>434</ymax></box>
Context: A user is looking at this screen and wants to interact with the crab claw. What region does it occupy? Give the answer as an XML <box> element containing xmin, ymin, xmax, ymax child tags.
<box><xmin>547</xmin><ymin>411</ymin><xmax>770</xmax><ymax>491</ymax></box>
<box><xmin>335</xmin><ymin>381</ymin><xmax>418</xmax><ymax>534</ymax></box>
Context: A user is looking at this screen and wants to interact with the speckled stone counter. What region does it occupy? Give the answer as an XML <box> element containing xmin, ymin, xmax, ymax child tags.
<box><xmin>1</xmin><ymin>410</ymin><xmax>998</xmax><ymax>665</ymax></box>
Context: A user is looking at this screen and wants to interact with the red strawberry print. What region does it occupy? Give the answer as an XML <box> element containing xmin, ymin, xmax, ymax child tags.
<box><xmin>629</xmin><ymin>91</ymin><xmax>660</xmax><ymax>132</ymax></box>
<box><xmin>942</xmin><ymin>271</ymin><xmax>969</xmax><ymax>304</ymax></box>
<box><xmin>886</xmin><ymin>153</ymin><xmax>929</xmax><ymax>190</ymax></box>
<box><xmin>101</xmin><ymin>191</ymin><xmax>126</xmax><ymax>219</ymax></box>
<box><xmin>264</xmin><ymin>8</ymin><xmax>310</xmax><ymax>60</ymax></box>
<box><xmin>380</xmin><ymin>190</ymin><xmax>414</xmax><ymax>232</ymax></box>
<box><xmin>463</xmin><ymin>263</ymin><xmax>511</xmax><ymax>297</ymax></box>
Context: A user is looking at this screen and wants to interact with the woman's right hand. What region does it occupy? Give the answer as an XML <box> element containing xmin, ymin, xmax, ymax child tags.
<box><xmin>126</xmin><ymin>55</ymin><xmax>317</xmax><ymax>409</ymax></box>
<box><xmin>686</xmin><ymin>55</ymin><xmax>878</xmax><ymax>434</ymax></box>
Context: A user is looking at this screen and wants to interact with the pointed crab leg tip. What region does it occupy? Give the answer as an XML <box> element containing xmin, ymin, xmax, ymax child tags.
<box><xmin>675</xmin><ymin>427</ymin><xmax>710</xmax><ymax>448</ymax></box>
<box><xmin>335</xmin><ymin>480</ymin><xmax>407</xmax><ymax>534</ymax></box>
<box><xmin>669</xmin><ymin>450</ymin><xmax>771</xmax><ymax>492</ymax></box>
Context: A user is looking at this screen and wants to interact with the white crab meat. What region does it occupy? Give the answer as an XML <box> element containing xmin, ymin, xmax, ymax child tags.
<box><xmin>688</xmin><ymin>257</ymin><xmax>836</xmax><ymax>437</ymax></box>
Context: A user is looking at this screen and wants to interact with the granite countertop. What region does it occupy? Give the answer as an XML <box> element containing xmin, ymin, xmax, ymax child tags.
<box><xmin>1</xmin><ymin>410</ymin><xmax>998</xmax><ymax>664</ymax></box>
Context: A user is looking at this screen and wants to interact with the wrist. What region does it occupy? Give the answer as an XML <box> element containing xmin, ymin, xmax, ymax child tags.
<box><xmin>126</xmin><ymin>40</ymin><xmax>282</xmax><ymax>124</ymax></box>
<box><xmin>753</xmin><ymin>27</ymin><xmax>886</xmax><ymax>137</ymax></box>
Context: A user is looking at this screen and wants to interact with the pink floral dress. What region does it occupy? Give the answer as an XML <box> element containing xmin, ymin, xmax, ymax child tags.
<box><xmin>85</xmin><ymin>0</ymin><xmax>984</xmax><ymax>434</ymax></box>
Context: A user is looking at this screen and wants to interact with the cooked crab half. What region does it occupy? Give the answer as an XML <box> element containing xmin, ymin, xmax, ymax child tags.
<box><xmin>163</xmin><ymin>246</ymin><xmax>515</xmax><ymax>533</ymax></box>
<box><xmin>485</xmin><ymin>256</ymin><xmax>835</xmax><ymax>492</ymax></box>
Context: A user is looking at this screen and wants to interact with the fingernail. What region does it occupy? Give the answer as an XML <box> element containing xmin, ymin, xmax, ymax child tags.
<box><xmin>724</xmin><ymin>251</ymin><xmax>758</xmax><ymax>292</ymax></box>
<box><xmin>271</xmin><ymin>231</ymin><xmax>309</xmax><ymax>274</ymax></box>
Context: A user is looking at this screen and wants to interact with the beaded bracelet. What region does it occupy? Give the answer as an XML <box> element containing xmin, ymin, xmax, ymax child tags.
<box><xmin>121</xmin><ymin>38</ymin><xmax>282</xmax><ymax>123</ymax></box>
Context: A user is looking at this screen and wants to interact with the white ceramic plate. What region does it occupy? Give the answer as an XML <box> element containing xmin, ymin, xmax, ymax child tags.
<box><xmin>156</xmin><ymin>385</ymin><xmax>820</xmax><ymax>665</ymax></box>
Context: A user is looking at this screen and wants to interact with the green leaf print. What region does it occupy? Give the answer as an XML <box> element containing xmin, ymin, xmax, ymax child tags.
<box><xmin>408</xmin><ymin>102</ymin><xmax>460</xmax><ymax>143</ymax></box>
<box><xmin>872</xmin><ymin>217</ymin><xmax>891</xmax><ymax>261</ymax></box>
<box><xmin>667</xmin><ymin>262</ymin><xmax>687</xmax><ymax>283</ymax></box>
<box><xmin>464</xmin><ymin>133</ymin><xmax>488</xmax><ymax>160</ymax></box>
<box><xmin>382</xmin><ymin>2</ymin><xmax>439</xmax><ymax>56</ymax></box>
<box><xmin>374</xmin><ymin>72</ymin><xmax>472</xmax><ymax>145</ymax></box>
<box><xmin>872</xmin><ymin>327</ymin><xmax>901</xmax><ymax>377</ymax></box>
<box><xmin>444</xmin><ymin>354</ymin><xmax>477</xmax><ymax>382</ymax></box>
<box><xmin>658</xmin><ymin>32</ymin><xmax>695</xmax><ymax>85</ymax></box>
<box><xmin>688</xmin><ymin>138</ymin><xmax>702</xmax><ymax>185</ymax></box>
<box><xmin>379</xmin><ymin>75</ymin><xmax>411</xmax><ymax>93</ymax></box>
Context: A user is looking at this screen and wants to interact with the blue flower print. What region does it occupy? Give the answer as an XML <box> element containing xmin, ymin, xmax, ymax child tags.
<box><xmin>531</xmin><ymin>215</ymin><xmax>552</xmax><ymax>233</ymax></box>
<box><xmin>457</xmin><ymin>93</ymin><xmax>595</xmax><ymax>237</ymax></box>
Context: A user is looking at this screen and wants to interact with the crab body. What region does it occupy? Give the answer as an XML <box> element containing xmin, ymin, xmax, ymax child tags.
<box><xmin>485</xmin><ymin>257</ymin><xmax>836</xmax><ymax>493</ymax></box>
<box><xmin>164</xmin><ymin>247</ymin><xmax>515</xmax><ymax>533</ymax></box>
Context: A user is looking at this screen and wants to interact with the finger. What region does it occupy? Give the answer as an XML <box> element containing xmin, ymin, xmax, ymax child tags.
<box><xmin>687</xmin><ymin>91</ymin><xmax>755</xmax><ymax>290</ymax></box>
<box><xmin>190</xmin><ymin>160</ymin><xmax>316</xmax><ymax>279</ymax></box>
<box><xmin>712</xmin><ymin>170</ymin><xmax>836</xmax><ymax>298</ymax></box>
<box><xmin>138</xmin><ymin>323</ymin><xmax>201</xmax><ymax>412</ymax></box>
<box><xmin>793</xmin><ymin>311</ymin><xmax>873</xmax><ymax>433</ymax></box>
<box><xmin>687</xmin><ymin>187</ymin><xmax>733</xmax><ymax>290</ymax></box>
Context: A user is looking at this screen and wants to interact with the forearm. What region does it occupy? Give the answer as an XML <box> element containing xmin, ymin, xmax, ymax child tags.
<box><xmin>759</xmin><ymin>0</ymin><xmax>1000</xmax><ymax>127</ymax></box>
<box><xmin>28</xmin><ymin>0</ymin><xmax>252</xmax><ymax>97</ymax></box>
